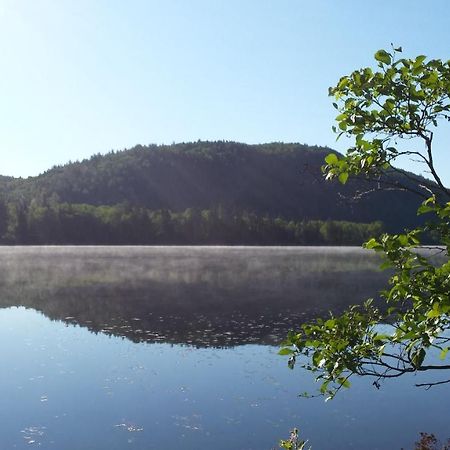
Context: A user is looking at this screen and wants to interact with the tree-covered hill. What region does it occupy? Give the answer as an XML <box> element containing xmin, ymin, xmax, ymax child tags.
<box><xmin>2</xmin><ymin>141</ymin><xmax>426</xmax><ymax>234</ymax></box>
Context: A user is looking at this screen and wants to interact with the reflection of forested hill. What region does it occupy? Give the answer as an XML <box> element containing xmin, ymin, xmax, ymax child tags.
<box><xmin>1</xmin><ymin>141</ymin><xmax>426</xmax><ymax>237</ymax></box>
<box><xmin>0</xmin><ymin>247</ymin><xmax>389</xmax><ymax>347</ymax></box>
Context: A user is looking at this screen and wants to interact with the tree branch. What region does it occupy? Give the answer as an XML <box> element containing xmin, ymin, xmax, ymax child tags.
<box><xmin>415</xmin><ymin>378</ymin><xmax>450</xmax><ymax>390</ymax></box>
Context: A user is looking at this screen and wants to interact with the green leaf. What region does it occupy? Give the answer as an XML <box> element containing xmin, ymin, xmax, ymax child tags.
<box><xmin>440</xmin><ymin>347</ymin><xmax>449</xmax><ymax>360</ymax></box>
<box><xmin>373</xmin><ymin>334</ymin><xmax>389</xmax><ymax>342</ymax></box>
<box><xmin>325</xmin><ymin>153</ymin><xmax>338</xmax><ymax>165</ymax></box>
<box><xmin>412</xmin><ymin>348</ymin><xmax>426</xmax><ymax>369</ymax></box>
<box><xmin>337</xmin><ymin>77</ymin><xmax>349</xmax><ymax>89</ymax></box>
<box><xmin>278</xmin><ymin>348</ymin><xmax>295</xmax><ymax>356</ymax></box>
<box><xmin>422</xmin><ymin>71</ymin><xmax>438</xmax><ymax>85</ymax></box>
<box><xmin>417</xmin><ymin>203</ymin><xmax>436</xmax><ymax>215</ymax></box>
<box><xmin>379</xmin><ymin>260</ymin><xmax>393</xmax><ymax>270</ymax></box>
<box><xmin>312</xmin><ymin>351</ymin><xmax>322</xmax><ymax>366</ymax></box>
<box><xmin>374</xmin><ymin>50</ymin><xmax>392</xmax><ymax>65</ymax></box>
<box><xmin>364</xmin><ymin>238</ymin><xmax>381</xmax><ymax>249</ymax></box>
<box><xmin>413</xmin><ymin>55</ymin><xmax>426</xmax><ymax>67</ymax></box>
<box><xmin>338</xmin><ymin>377</ymin><xmax>351</xmax><ymax>388</ymax></box>
<box><xmin>426</xmin><ymin>308</ymin><xmax>441</xmax><ymax>319</ymax></box>
<box><xmin>320</xmin><ymin>380</ymin><xmax>330</xmax><ymax>394</ymax></box>
<box><xmin>338</xmin><ymin>172</ymin><xmax>349</xmax><ymax>184</ymax></box>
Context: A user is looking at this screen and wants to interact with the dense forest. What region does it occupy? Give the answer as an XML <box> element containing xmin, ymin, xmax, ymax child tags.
<box><xmin>0</xmin><ymin>201</ymin><xmax>383</xmax><ymax>245</ymax></box>
<box><xmin>0</xmin><ymin>141</ymin><xmax>429</xmax><ymax>245</ymax></box>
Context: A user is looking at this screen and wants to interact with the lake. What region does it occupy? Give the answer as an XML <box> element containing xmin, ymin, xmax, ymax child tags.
<box><xmin>0</xmin><ymin>246</ymin><xmax>448</xmax><ymax>449</ymax></box>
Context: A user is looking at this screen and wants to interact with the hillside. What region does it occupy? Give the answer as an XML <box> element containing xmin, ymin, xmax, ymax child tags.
<box><xmin>2</xmin><ymin>141</ymin><xmax>425</xmax><ymax>236</ymax></box>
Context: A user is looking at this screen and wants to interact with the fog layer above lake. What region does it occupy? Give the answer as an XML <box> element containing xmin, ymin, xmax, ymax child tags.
<box><xmin>0</xmin><ymin>246</ymin><xmax>388</xmax><ymax>347</ymax></box>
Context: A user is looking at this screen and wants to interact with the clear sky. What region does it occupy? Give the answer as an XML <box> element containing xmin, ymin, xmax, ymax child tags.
<box><xmin>1</xmin><ymin>0</ymin><xmax>449</xmax><ymax>183</ymax></box>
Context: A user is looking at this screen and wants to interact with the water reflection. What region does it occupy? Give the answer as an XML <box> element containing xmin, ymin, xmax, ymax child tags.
<box><xmin>0</xmin><ymin>246</ymin><xmax>388</xmax><ymax>347</ymax></box>
<box><xmin>1</xmin><ymin>247</ymin><xmax>448</xmax><ymax>450</ymax></box>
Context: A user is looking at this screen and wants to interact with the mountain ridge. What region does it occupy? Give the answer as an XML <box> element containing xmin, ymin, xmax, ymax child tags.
<box><xmin>0</xmin><ymin>141</ymin><xmax>428</xmax><ymax>236</ymax></box>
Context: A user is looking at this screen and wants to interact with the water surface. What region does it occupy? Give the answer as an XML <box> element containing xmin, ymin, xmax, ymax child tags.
<box><xmin>0</xmin><ymin>246</ymin><xmax>448</xmax><ymax>449</ymax></box>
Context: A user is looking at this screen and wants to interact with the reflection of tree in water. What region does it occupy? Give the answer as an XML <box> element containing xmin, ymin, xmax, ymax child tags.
<box><xmin>0</xmin><ymin>247</ymin><xmax>389</xmax><ymax>347</ymax></box>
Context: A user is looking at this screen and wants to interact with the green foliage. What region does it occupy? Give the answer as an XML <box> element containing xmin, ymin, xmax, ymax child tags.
<box><xmin>281</xmin><ymin>47</ymin><xmax>450</xmax><ymax>397</ymax></box>
<box><xmin>0</xmin><ymin>141</ymin><xmax>429</xmax><ymax>233</ymax></box>
<box><xmin>325</xmin><ymin>47</ymin><xmax>450</xmax><ymax>195</ymax></box>
<box><xmin>279</xmin><ymin>428</ymin><xmax>311</xmax><ymax>450</ymax></box>
<box><xmin>0</xmin><ymin>199</ymin><xmax>383</xmax><ymax>245</ymax></box>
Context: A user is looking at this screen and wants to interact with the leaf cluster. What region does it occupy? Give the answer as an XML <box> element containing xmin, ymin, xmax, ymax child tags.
<box><xmin>280</xmin><ymin>203</ymin><xmax>450</xmax><ymax>395</ymax></box>
<box><xmin>279</xmin><ymin>428</ymin><xmax>311</xmax><ymax>450</ymax></box>
<box><xmin>325</xmin><ymin>47</ymin><xmax>450</xmax><ymax>196</ymax></box>
<box><xmin>281</xmin><ymin>48</ymin><xmax>450</xmax><ymax>397</ymax></box>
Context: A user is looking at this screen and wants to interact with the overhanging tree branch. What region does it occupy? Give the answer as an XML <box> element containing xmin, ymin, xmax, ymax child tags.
<box><xmin>280</xmin><ymin>47</ymin><xmax>450</xmax><ymax>398</ymax></box>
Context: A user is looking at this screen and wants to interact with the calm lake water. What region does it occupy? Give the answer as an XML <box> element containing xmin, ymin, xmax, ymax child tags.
<box><xmin>0</xmin><ymin>246</ymin><xmax>448</xmax><ymax>449</ymax></box>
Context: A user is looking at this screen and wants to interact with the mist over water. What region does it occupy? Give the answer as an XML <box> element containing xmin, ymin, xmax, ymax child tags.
<box><xmin>0</xmin><ymin>246</ymin><xmax>387</xmax><ymax>347</ymax></box>
<box><xmin>0</xmin><ymin>246</ymin><xmax>447</xmax><ymax>450</ymax></box>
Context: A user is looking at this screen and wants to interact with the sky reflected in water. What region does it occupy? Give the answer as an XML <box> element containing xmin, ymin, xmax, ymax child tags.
<box><xmin>0</xmin><ymin>247</ymin><xmax>448</xmax><ymax>449</ymax></box>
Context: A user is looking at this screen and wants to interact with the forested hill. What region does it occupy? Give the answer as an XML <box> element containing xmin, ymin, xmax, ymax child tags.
<box><xmin>2</xmin><ymin>141</ymin><xmax>426</xmax><ymax>235</ymax></box>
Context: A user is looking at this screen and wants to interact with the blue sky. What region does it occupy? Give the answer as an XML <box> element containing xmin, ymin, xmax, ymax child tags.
<box><xmin>0</xmin><ymin>0</ymin><xmax>449</xmax><ymax>183</ymax></box>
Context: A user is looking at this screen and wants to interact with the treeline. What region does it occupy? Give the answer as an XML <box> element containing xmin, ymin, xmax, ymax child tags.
<box><xmin>0</xmin><ymin>199</ymin><xmax>383</xmax><ymax>245</ymax></box>
<box><xmin>2</xmin><ymin>141</ymin><xmax>425</xmax><ymax>233</ymax></box>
